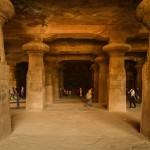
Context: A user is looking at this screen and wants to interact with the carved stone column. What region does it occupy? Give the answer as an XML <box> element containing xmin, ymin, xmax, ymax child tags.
<box><xmin>0</xmin><ymin>1</ymin><xmax>15</xmax><ymax>63</ymax></box>
<box><xmin>91</xmin><ymin>63</ymin><xmax>99</xmax><ymax>101</ymax></box>
<box><xmin>103</xmin><ymin>43</ymin><xmax>131</xmax><ymax>112</ymax></box>
<box><xmin>95</xmin><ymin>55</ymin><xmax>109</xmax><ymax>105</ymax></box>
<box><xmin>22</xmin><ymin>40</ymin><xmax>49</xmax><ymax>111</ymax></box>
<box><xmin>136</xmin><ymin>0</ymin><xmax>150</xmax><ymax>139</ymax></box>
<box><xmin>51</xmin><ymin>63</ymin><xmax>60</xmax><ymax>100</ymax></box>
<box><xmin>45</xmin><ymin>64</ymin><xmax>53</xmax><ymax>106</ymax></box>
<box><xmin>9</xmin><ymin>64</ymin><xmax>17</xmax><ymax>88</ymax></box>
<box><xmin>59</xmin><ymin>66</ymin><xmax>64</xmax><ymax>97</ymax></box>
<box><xmin>135</xmin><ymin>58</ymin><xmax>145</xmax><ymax>99</ymax></box>
<box><xmin>0</xmin><ymin>0</ymin><xmax>15</xmax><ymax>141</ymax></box>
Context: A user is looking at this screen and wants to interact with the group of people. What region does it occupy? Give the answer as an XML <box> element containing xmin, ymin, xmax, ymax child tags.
<box><xmin>59</xmin><ymin>87</ymin><xmax>84</xmax><ymax>97</ymax></box>
<box><xmin>84</xmin><ymin>87</ymin><xmax>140</xmax><ymax>108</ymax></box>
<box><xmin>9</xmin><ymin>86</ymin><xmax>25</xmax><ymax>107</ymax></box>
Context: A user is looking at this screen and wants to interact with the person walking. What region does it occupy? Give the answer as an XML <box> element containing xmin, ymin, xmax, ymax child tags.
<box><xmin>128</xmin><ymin>88</ymin><xmax>136</xmax><ymax>108</ymax></box>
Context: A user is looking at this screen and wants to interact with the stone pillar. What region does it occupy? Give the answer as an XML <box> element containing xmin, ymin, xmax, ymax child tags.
<box><xmin>136</xmin><ymin>0</ymin><xmax>150</xmax><ymax>139</ymax></box>
<box><xmin>22</xmin><ymin>40</ymin><xmax>49</xmax><ymax>111</ymax></box>
<box><xmin>59</xmin><ymin>66</ymin><xmax>64</xmax><ymax>97</ymax></box>
<box><xmin>9</xmin><ymin>64</ymin><xmax>16</xmax><ymax>88</ymax></box>
<box><xmin>95</xmin><ymin>55</ymin><xmax>109</xmax><ymax>105</ymax></box>
<box><xmin>0</xmin><ymin>0</ymin><xmax>15</xmax><ymax>141</ymax></box>
<box><xmin>125</xmin><ymin>59</ymin><xmax>136</xmax><ymax>90</ymax></box>
<box><xmin>51</xmin><ymin>63</ymin><xmax>60</xmax><ymax>100</ymax></box>
<box><xmin>90</xmin><ymin>66</ymin><xmax>94</xmax><ymax>89</ymax></box>
<box><xmin>135</xmin><ymin>58</ymin><xmax>145</xmax><ymax>99</ymax></box>
<box><xmin>45</xmin><ymin>64</ymin><xmax>53</xmax><ymax>106</ymax></box>
<box><xmin>91</xmin><ymin>63</ymin><xmax>99</xmax><ymax>101</ymax></box>
<box><xmin>103</xmin><ymin>43</ymin><xmax>131</xmax><ymax>112</ymax></box>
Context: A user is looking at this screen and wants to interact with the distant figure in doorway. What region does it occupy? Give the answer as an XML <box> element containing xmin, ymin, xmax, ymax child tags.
<box><xmin>21</xmin><ymin>86</ymin><xmax>25</xmax><ymax>98</ymax></box>
<box><xmin>9</xmin><ymin>87</ymin><xmax>15</xmax><ymax>100</ymax></box>
<box><xmin>79</xmin><ymin>87</ymin><xmax>83</xmax><ymax>97</ymax></box>
<box><xmin>85</xmin><ymin>88</ymin><xmax>93</xmax><ymax>107</ymax></box>
<box><xmin>128</xmin><ymin>88</ymin><xmax>136</xmax><ymax>108</ymax></box>
<box><xmin>68</xmin><ymin>90</ymin><xmax>72</xmax><ymax>96</ymax></box>
<box><xmin>15</xmin><ymin>88</ymin><xmax>20</xmax><ymax>108</ymax></box>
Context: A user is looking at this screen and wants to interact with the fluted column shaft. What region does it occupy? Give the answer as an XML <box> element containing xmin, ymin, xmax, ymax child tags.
<box><xmin>103</xmin><ymin>43</ymin><xmax>131</xmax><ymax>112</ymax></box>
<box><xmin>95</xmin><ymin>56</ymin><xmax>109</xmax><ymax>105</ymax></box>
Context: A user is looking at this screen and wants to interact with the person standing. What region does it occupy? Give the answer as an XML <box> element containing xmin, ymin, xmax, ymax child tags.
<box><xmin>85</xmin><ymin>88</ymin><xmax>93</xmax><ymax>107</ymax></box>
<box><xmin>21</xmin><ymin>86</ymin><xmax>25</xmax><ymax>98</ymax></box>
<box><xmin>128</xmin><ymin>88</ymin><xmax>136</xmax><ymax>108</ymax></box>
<box><xmin>10</xmin><ymin>87</ymin><xmax>15</xmax><ymax>100</ymax></box>
<box><xmin>15</xmin><ymin>88</ymin><xmax>20</xmax><ymax>108</ymax></box>
<box><xmin>79</xmin><ymin>87</ymin><xmax>83</xmax><ymax>97</ymax></box>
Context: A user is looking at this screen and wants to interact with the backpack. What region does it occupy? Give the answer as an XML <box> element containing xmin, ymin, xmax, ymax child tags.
<box><xmin>86</xmin><ymin>92</ymin><xmax>92</xmax><ymax>99</ymax></box>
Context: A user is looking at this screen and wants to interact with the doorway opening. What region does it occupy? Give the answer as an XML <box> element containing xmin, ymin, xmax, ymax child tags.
<box><xmin>61</xmin><ymin>61</ymin><xmax>93</xmax><ymax>97</ymax></box>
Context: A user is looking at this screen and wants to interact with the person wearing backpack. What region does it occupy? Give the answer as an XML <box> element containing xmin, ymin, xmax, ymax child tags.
<box><xmin>128</xmin><ymin>88</ymin><xmax>136</xmax><ymax>108</ymax></box>
<box><xmin>85</xmin><ymin>88</ymin><xmax>93</xmax><ymax>107</ymax></box>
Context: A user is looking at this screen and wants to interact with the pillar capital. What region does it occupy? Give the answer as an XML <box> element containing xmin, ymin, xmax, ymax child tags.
<box><xmin>103</xmin><ymin>43</ymin><xmax>131</xmax><ymax>56</ymax></box>
<box><xmin>22</xmin><ymin>40</ymin><xmax>49</xmax><ymax>54</ymax></box>
<box><xmin>136</xmin><ymin>0</ymin><xmax>150</xmax><ymax>29</ymax></box>
<box><xmin>9</xmin><ymin>63</ymin><xmax>17</xmax><ymax>68</ymax></box>
<box><xmin>0</xmin><ymin>0</ymin><xmax>15</xmax><ymax>26</ymax></box>
<box><xmin>136</xmin><ymin>57</ymin><xmax>146</xmax><ymax>66</ymax></box>
<box><xmin>91</xmin><ymin>63</ymin><xmax>98</xmax><ymax>71</ymax></box>
<box><xmin>95</xmin><ymin>54</ymin><xmax>109</xmax><ymax>64</ymax></box>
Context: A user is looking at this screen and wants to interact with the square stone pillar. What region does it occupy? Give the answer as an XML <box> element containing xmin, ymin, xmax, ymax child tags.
<box><xmin>45</xmin><ymin>64</ymin><xmax>53</xmax><ymax>106</ymax></box>
<box><xmin>135</xmin><ymin>58</ymin><xmax>145</xmax><ymax>99</ymax></box>
<box><xmin>137</xmin><ymin>1</ymin><xmax>150</xmax><ymax>139</ymax></box>
<box><xmin>0</xmin><ymin>64</ymin><xmax>11</xmax><ymax>141</ymax></box>
<box><xmin>95</xmin><ymin>55</ymin><xmax>109</xmax><ymax>106</ymax></box>
<box><xmin>91</xmin><ymin>63</ymin><xmax>99</xmax><ymax>101</ymax></box>
<box><xmin>51</xmin><ymin>63</ymin><xmax>60</xmax><ymax>100</ymax></box>
<box><xmin>0</xmin><ymin>0</ymin><xmax>15</xmax><ymax>141</ymax></box>
<box><xmin>22</xmin><ymin>40</ymin><xmax>49</xmax><ymax>111</ymax></box>
<box><xmin>59</xmin><ymin>66</ymin><xmax>64</xmax><ymax>97</ymax></box>
<box><xmin>9</xmin><ymin>64</ymin><xmax>17</xmax><ymax>88</ymax></box>
<box><xmin>103</xmin><ymin>43</ymin><xmax>131</xmax><ymax>112</ymax></box>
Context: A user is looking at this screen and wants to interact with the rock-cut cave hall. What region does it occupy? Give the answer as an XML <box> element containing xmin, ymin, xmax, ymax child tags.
<box><xmin>1</xmin><ymin>0</ymin><xmax>150</xmax><ymax>149</ymax></box>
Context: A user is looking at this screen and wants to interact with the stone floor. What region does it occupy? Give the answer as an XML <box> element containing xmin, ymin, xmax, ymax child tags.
<box><xmin>1</xmin><ymin>96</ymin><xmax>150</xmax><ymax>150</ymax></box>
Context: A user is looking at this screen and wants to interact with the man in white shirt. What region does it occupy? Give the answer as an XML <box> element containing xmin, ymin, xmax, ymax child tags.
<box><xmin>128</xmin><ymin>88</ymin><xmax>136</xmax><ymax>108</ymax></box>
